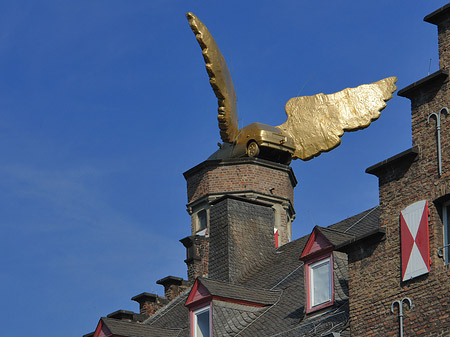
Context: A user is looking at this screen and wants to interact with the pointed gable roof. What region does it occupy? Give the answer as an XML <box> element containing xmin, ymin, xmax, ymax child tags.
<box><xmin>300</xmin><ymin>226</ymin><xmax>333</xmax><ymax>260</ymax></box>
<box><xmin>300</xmin><ymin>226</ymin><xmax>355</xmax><ymax>260</ymax></box>
<box><xmin>185</xmin><ymin>277</ymin><xmax>281</xmax><ymax>308</ymax></box>
<box><xmin>93</xmin><ymin>317</ymin><xmax>181</xmax><ymax>337</ymax></box>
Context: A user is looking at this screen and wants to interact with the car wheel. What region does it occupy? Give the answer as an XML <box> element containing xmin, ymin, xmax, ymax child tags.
<box><xmin>247</xmin><ymin>141</ymin><xmax>260</xmax><ymax>157</ymax></box>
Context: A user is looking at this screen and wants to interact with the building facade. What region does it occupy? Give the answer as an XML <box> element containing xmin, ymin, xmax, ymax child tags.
<box><xmin>84</xmin><ymin>4</ymin><xmax>450</xmax><ymax>337</ymax></box>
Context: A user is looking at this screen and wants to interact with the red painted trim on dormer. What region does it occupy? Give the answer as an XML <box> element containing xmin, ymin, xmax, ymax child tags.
<box><xmin>186</xmin><ymin>279</ymin><xmax>212</xmax><ymax>307</ymax></box>
<box><xmin>190</xmin><ymin>302</ymin><xmax>212</xmax><ymax>337</ymax></box>
<box><xmin>93</xmin><ymin>320</ymin><xmax>103</xmax><ymax>337</ymax></box>
<box><xmin>304</xmin><ymin>252</ymin><xmax>334</xmax><ymax>314</ymax></box>
<box><xmin>186</xmin><ymin>278</ymin><xmax>270</xmax><ymax>310</ymax></box>
<box><xmin>93</xmin><ymin>319</ymin><xmax>116</xmax><ymax>337</ymax></box>
<box><xmin>300</xmin><ymin>227</ymin><xmax>333</xmax><ymax>260</ymax></box>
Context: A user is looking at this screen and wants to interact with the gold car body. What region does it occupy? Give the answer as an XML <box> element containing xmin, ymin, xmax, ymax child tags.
<box><xmin>232</xmin><ymin>122</ymin><xmax>296</xmax><ymax>158</ymax></box>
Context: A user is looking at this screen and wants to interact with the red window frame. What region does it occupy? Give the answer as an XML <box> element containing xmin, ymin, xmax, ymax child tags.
<box><xmin>190</xmin><ymin>302</ymin><xmax>212</xmax><ymax>337</ymax></box>
<box><xmin>305</xmin><ymin>252</ymin><xmax>334</xmax><ymax>313</ymax></box>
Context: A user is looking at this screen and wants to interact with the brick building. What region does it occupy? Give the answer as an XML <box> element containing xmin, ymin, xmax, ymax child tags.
<box><xmin>84</xmin><ymin>4</ymin><xmax>450</xmax><ymax>336</ymax></box>
<box><xmin>347</xmin><ymin>4</ymin><xmax>450</xmax><ymax>336</ymax></box>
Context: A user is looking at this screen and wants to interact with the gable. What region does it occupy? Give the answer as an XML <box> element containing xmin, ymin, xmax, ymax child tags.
<box><xmin>93</xmin><ymin>320</ymin><xmax>112</xmax><ymax>337</ymax></box>
<box><xmin>185</xmin><ymin>279</ymin><xmax>211</xmax><ymax>307</ymax></box>
<box><xmin>300</xmin><ymin>227</ymin><xmax>333</xmax><ymax>259</ymax></box>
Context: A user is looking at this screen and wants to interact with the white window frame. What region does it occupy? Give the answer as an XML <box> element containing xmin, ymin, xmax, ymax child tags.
<box><xmin>193</xmin><ymin>305</ymin><xmax>211</xmax><ymax>337</ymax></box>
<box><xmin>308</xmin><ymin>256</ymin><xmax>332</xmax><ymax>309</ymax></box>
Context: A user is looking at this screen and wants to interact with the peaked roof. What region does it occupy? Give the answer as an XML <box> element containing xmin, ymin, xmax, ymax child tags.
<box><xmin>99</xmin><ymin>317</ymin><xmax>181</xmax><ymax>337</ymax></box>
<box><xmin>187</xmin><ymin>277</ymin><xmax>281</xmax><ymax>306</ymax></box>
<box><xmin>89</xmin><ymin>206</ymin><xmax>381</xmax><ymax>337</ymax></box>
<box><xmin>316</xmin><ymin>226</ymin><xmax>356</xmax><ymax>249</ymax></box>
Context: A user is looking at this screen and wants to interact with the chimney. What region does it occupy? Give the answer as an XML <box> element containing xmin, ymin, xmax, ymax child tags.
<box><xmin>180</xmin><ymin>235</ymin><xmax>209</xmax><ymax>281</ymax></box>
<box><xmin>106</xmin><ymin>309</ymin><xmax>148</xmax><ymax>322</ymax></box>
<box><xmin>208</xmin><ymin>195</ymin><xmax>275</xmax><ymax>283</ymax></box>
<box><xmin>156</xmin><ymin>276</ymin><xmax>190</xmax><ymax>301</ymax></box>
<box><xmin>131</xmin><ymin>293</ymin><xmax>169</xmax><ymax>317</ymax></box>
<box><xmin>424</xmin><ymin>3</ymin><xmax>450</xmax><ymax>70</ymax></box>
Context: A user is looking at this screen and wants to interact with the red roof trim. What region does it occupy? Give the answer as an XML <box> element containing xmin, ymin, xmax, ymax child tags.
<box><xmin>185</xmin><ymin>279</ymin><xmax>212</xmax><ymax>307</ymax></box>
<box><xmin>300</xmin><ymin>227</ymin><xmax>333</xmax><ymax>260</ymax></box>
<box><xmin>93</xmin><ymin>320</ymin><xmax>103</xmax><ymax>337</ymax></box>
<box><xmin>93</xmin><ymin>319</ymin><xmax>115</xmax><ymax>337</ymax></box>
<box><xmin>305</xmin><ymin>252</ymin><xmax>334</xmax><ymax>314</ymax></box>
<box><xmin>185</xmin><ymin>278</ymin><xmax>270</xmax><ymax>309</ymax></box>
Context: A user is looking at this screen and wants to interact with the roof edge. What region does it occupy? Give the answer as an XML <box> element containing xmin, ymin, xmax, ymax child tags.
<box><xmin>424</xmin><ymin>3</ymin><xmax>450</xmax><ymax>25</ymax></box>
<box><xmin>336</xmin><ymin>227</ymin><xmax>386</xmax><ymax>252</ymax></box>
<box><xmin>398</xmin><ymin>69</ymin><xmax>448</xmax><ymax>99</ymax></box>
<box><xmin>365</xmin><ymin>147</ymin><xmax>418</xmax><ymax>177</ymax></box>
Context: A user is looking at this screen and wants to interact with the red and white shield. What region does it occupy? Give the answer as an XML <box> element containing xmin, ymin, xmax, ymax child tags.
<box><xmin>400</xmin><ymin>200</ymin><xmax>430</xmax><ymax>281</ymax></box>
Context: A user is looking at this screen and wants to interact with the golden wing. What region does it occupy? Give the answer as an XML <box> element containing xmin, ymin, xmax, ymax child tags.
<box><xmin>277</xmin><ymin>77</ymin><xmax>397</xmax><ymax>160</ymax></box>
<box><xmin>186</xmin><ymin>12</ymin><xmax>239</xmax><ymax>143</ymax></box>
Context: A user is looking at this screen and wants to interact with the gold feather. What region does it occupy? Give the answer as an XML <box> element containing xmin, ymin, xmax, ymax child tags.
<box><xmin>278</xmin><ymin>77</ymin><xmax>397</xmax><ymax>160</ymax></box>
<box><xmin>186</xmin><ymin>12</ymin><xmax>239</xmax><ymax>143</ymax></box>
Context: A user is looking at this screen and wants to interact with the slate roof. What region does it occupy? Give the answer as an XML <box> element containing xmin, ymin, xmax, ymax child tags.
<box><xmin>197</xmin><ymin>277</ymin><xmax>281</xmax><ymax>305</ymax></box>
<box><xmin>100</xmin><ymin>317</ymin><xmax>182</xmax><ymax>337</ymax></box>
<box><xmin>315</xmin><ymin>226</ymin><xmax>356</xmax><ymax>249</ymax></box>
<box><xmin>328</xmin><ymin>206</ymin><xmax>380</xmax><ymax>237</ymax></box>
<box><xmin>92</xmin><ymin>206</ymin><xmax>380</xmax><ymax>337</ymax></box>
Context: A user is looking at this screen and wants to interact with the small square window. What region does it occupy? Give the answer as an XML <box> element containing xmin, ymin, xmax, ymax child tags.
<box><xmin>306</xmin><ymin>256</ymin><xmax>333</xmax><ymax>312</ymax></box>
<box><xmin>193</xmin><ymin>306</ymin><xmax>211</xmax><ymax>337</ymax></box>
<box><xmin>197</xmin><ymin>210</ymin><xmax>207</xmax><ymax>232</ymax></box>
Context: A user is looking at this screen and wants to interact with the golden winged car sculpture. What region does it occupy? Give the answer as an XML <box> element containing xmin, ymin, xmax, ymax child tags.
<box><xmin>187</xmin><ymin>12</ymin><xmax>397</xmax><ymax>164</ymax></box>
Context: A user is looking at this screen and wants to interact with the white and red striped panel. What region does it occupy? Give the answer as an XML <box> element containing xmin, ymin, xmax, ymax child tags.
<box><xmin>400</xmin><ymin>200</ymin><xmax>430</xmax><ymax>281</ymax></box>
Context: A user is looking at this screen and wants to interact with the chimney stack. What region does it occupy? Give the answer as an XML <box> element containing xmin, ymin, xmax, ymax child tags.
<box><xmin>208</xmin><ymin>195</ymin><xmax>275</xmax><ymax>283</ymax></box>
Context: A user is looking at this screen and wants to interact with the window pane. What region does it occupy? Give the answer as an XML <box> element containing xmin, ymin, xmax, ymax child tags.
<box><xmin>311</xmin><ymin>259</ymin><xmax>331</xmax><ymax>306</ymax></box>
<box><xmin>196</xmin><ymin>310</ymin><xmax>210</xmax><ymax>337</ymax></box>
<box><xmin>198</xmin><ymin>210</ymin><xmax>207</xmax><ymax>231</ymax></box>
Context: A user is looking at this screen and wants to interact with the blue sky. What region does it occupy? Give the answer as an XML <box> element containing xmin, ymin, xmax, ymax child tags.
<box><xmin>0</xmin><ymin>1</ymin><xmax>446</xmax><ymax>336</ymax></box>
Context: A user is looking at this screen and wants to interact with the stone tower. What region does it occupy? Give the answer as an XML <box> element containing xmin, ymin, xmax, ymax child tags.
<box><xmin>181</xmin><ymin>157</ymin><xmax>297</xmax><ymax>281</ymax></box>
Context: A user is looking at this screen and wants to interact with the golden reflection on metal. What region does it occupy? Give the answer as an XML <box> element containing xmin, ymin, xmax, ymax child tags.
<box><xmin>187</xmin><ymin>13</ymin><xmax>397</xmax><ymax>162</ymax></box>
<box><xmin>278</xmin><ymin>77</ymin><xmax>397</xmax><ymax>160</ymax></box>
<box><xmin>186</xmin><ymin>12</ymin><xmax>238</xmax><ymax>143</ymax></box>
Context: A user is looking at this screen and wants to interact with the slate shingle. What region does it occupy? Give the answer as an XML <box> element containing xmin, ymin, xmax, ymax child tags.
<box><xmin>198</xmin><ymin>277</ymin><xmax>281</xmax><ymax>305</ymax></box>
<box><xmin>137</xmin><ymin>206</ymin><xmax>379</xmax><ymax>336</ymax></box>
<box><xmin>101</xmin><ymin>317</ymin><xmax>182</xmax><ymax>337</ymax></box>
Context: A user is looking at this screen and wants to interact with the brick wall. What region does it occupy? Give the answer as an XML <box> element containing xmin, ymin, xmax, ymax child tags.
<box><xmin>184</xmin><ymin>157</ymin><xmax>296</xmax><ymax>246</ymax></box>
<box><xmin>184</xmin><ymin>158</ymin><xmax>296</xmax><ymax>205</ymax></box>
<box><xmin>438</xmin><ymin>16</ymin><xmax>450</xmax><ymax>71</ymax></box>
<box><xmin>180</xmin><ymin>235</ymin><xmax>209</xmax><ymax>281</ymax></box>
<box><xmin>348</xmin><ymin>6</ymin><xmax>450</xmax><ymax>336</ymax></box>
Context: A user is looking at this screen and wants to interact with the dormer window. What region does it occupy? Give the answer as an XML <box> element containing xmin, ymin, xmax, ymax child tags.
<box><xmin>307</xmin><ymin>255</ymin><xmax>333</xmax><ymax>310</ymax></box>
<box><xmin>193</xmin><ymin>305</ymin><xmax>211</xmax><ymax>337</ymax></box>
<box><xmin>185</xmin><ymin>278</ymin><xmax>280</xmax><ymax>337</ymax></box>
<box><xmin>300</xmin><ymin>227</ymin><xmax>339</xmax><ymax>313</ymax></box>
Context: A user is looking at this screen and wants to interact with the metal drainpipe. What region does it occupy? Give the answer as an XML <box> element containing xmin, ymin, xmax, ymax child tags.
<box><xmin>391</xmin><ymin>297</ymin><xmax>412</xmax><ymax>337</ymax></box>
<box><xmin>428</xmin><ymin>107</ymin><xmax>449</xmax><ymax>177</ymax></box>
